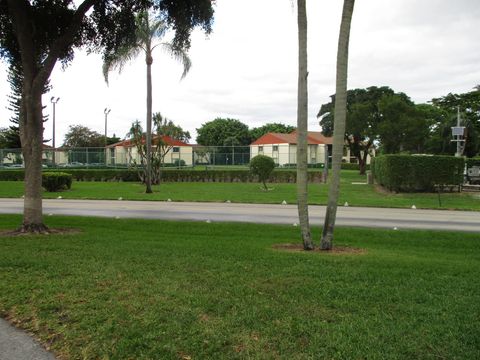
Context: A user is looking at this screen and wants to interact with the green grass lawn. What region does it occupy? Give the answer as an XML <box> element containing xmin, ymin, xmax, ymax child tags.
<box><xmin>0</xmin><ymin>215</ymin><xmax>479</xmax><ymax>359</ymax></box>
<box><xmin>0</xmin><ymin>171</ymin><xmax>479</xmax><ymax>210</ymax></box>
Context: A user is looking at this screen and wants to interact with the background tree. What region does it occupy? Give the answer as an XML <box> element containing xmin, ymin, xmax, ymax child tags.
<box><xmin>0</xmin><ymin>127</ymin><xmax>8</xmax><ymax>148</ymax></box>
<box><xmin>376</xmin><ymin>94</ymin><xmax>430</xmax><ymax>154</ymax></box>
<box><xmin>249</xmin><ymin>123</ymin><xmax>296</xmax><ymax>141</ymax></box>
<box><xmin>431</xmin><ymin>87</ymin><xmax>480</xmax><ymax>157</ymax></box>
<box><xmin>196</xmin><ymin>118</ymin><xmax>251</xmax><ymax>146</ymax></box>
<box><xmin>103</xmin><ymin>10</ymin><xmax>192</xmax><ymax>194</ymax></box>
<box><xmin>127</xmin><ymin>113</ymin><xmax>190</xmax><ymax>186</ymax></box>
<box><xmin>0</xmin><ymin>0</ymin><xmax>214</xmax><ymax>232</ymax></box>
<box><xmin>321</xmin><ymin>0</ymin><xmax>355</xmax><ymax>250</ymax></box>
<box><xmin>296</xmin><ymin>0</ymin><xmax>313</xmax><ymax>250</ymax></box>
<box><xmin>63</xmin><ymin>125</ymin><xmax>105</xmax><ymax>148</ymax></box>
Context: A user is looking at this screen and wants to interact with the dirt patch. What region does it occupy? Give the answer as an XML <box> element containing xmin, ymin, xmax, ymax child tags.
<box><xmin>0</xmin><ymin>228</ymin><xmax>82</xmax><ymax>237</ymax></box>
<box><xmin>272</xmin><ymin>243</ymin><xmax>366</xmax><ymax>255</ymax></box>
<box><xmin>374</xmin><ymin>184</ymin><xmax>396</xmax><ymax>195</ymax></box>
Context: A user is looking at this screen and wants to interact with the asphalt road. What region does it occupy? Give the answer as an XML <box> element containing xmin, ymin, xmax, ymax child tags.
<box><xmin>1</xmin><ymin>198</ymin><xmax>479</xmax><ymax>232</ymax></box>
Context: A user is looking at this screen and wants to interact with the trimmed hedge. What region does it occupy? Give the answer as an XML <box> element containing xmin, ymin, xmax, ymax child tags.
<box><xmin>372</xmin><ymin>155</ymin><xmax>464</xmax><ymax>192</ymax></box>
<box><xmin>42</xmin><ymin>172</ymin><xmax>73</xmax><ymax>192</ymax></box>
<box><xmin>0</xmin><ymin>168</ymin><xmax>323</xmax><ymax>183</ymax></box>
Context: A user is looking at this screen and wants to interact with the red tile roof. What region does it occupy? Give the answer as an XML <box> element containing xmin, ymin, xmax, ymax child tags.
<box><xmin>108</xmin><ymin>135</ymin><xmax>191</xmax><ymax>148</ymax></box>
<box><xmin>251</xmin><ymin>131</ymin><xmax>332</xmax><ymax>145</ymax></box>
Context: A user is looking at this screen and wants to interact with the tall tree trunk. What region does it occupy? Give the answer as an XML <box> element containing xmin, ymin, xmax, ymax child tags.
<box><xmin>20</xmin><ymin>85</ymin><xmax>47</xmax><ymax>232</ymax></box>
<box><xmin>145</xmin><ymin>49</ymin><xmax>153</xmax><ymax>193</ymax></box>
<box><xmin>296</xmin><ymin>0</ymin><xmax>314</xmax><ymax>250</ymax></box>
<box><xmin>320</xmin><ymin>0</ymin><xmax>355</xmax><ymax>250</ymax></box>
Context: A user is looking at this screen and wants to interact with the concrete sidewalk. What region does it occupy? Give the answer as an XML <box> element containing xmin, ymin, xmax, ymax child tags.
<box><xmin>0</xmin><ymin>318</ymin><xmax>56</xmax><ymax>360</ymax></box>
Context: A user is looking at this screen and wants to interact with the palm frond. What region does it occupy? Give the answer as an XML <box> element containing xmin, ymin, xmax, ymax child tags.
<box><xmin>159</xmin><ymin>42</ymin><xmax>192</xmax><ymax>80</ymax></box>
<box><xmin>103</xmin><ymin>45</ymin><xmax>142</xmax><ymax>84</ymax></box>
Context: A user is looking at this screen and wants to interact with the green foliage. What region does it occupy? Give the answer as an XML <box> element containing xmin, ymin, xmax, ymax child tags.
<box><xmin>196</xmin><ymin>118</ymin><xmax>251</xmax><ymax>147</ymax></box>
<box><xmin>431</xmin><ymin>87</ymin><xmax>480</xmax><ymax>157</ymax></box>
<box><xmin>466</xmin><ymin>157</ymin><xmax>480</xmax><ymax>168</ymax></box>
<box><xmin>126</xmin><ymin>114</ymin><xmax>190</xmax><ymax>184</ymax></box>
<box><xmin>42</xmin><ymin>172</ymin><xmax>72</xmax><ymax>192</ymax></box>
<box><xmin>249</xmin><ymin>123</ymin><xmax>296</xmax><ymax>141</ymax></box>
<box><xmin>63</xmin><ymin>125</ymin><xmax>105</xmax><ymax>148</ymax></box>
<box><xmin>0</xmin><ymin>169</ymin><xmax>323</xmax><ymax>184</ymax></box>
<box><xmin>250</xmin><ymin>155</ymin><xmax>275</xmax><ymax>190</ymax></box>
<box><xmin>372</xmin><ymin>155</ymin><xmax>464</xmax><ymax>192</ymax></box>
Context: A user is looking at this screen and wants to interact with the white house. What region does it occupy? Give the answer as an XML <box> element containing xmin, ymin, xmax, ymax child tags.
<box><xmin>107</xmin><ymin>135</ymin><xmax>193</xmax><ymax>166</ymax></box>
<box><xmin>250</xmin><ymin>131</ymin><xmax>334</xmax><ymax>166</ymax></box>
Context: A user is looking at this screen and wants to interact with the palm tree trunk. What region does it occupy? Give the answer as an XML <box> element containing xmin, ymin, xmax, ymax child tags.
<box><xmin>296</xmin><ymin>0</ymin><xmax>314</xmax><ymax>250</ymax></box>
<box><xmin>320</xmin><ymin>0</ymin><xmax>355</xmax><ymax>250</ymax></box>
<box><xmin>145</xmin><ymin>49</ymin><xmax>153</xmax><ymax>194</ymax></box>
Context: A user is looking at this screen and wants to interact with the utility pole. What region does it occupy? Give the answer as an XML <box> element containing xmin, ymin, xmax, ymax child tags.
<box><xmin>50</xmin><ymin>97</ymin><xmax>60</xmax><ymax>166</ymax></box>
<box><xmin>104</xmin><ymin>108</ymin><xmax>111</xmax><ymax>147</ymax></box>
<box><xmin>452</xmin><ymin>106</ymin><xmax>466</xmax><ymax>157</ymax></box>
<box><xmin>104</xmin><ymin>108</ymin><xmax>111</xmax><ymax>165</ymax></box>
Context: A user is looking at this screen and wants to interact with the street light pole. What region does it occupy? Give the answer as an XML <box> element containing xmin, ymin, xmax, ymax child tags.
<box><xmin>104</xmin><ymin>108</ymin><xmax>111</xmax><ymax>165</ymax></box>
<box><xmin>50</xmin><ymin>97</ymin><xmax>60</xmax><ymax>166</ymax></box>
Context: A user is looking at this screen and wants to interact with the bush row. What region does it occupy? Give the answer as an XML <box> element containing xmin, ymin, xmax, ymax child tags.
<box><xmin>372</xmin><ymin>155</ymin><xmax>464</xmax><ymax>192</ymax></box>
<box><xmin>0</xmin><ymin>168</ymin><xmax>324</xmax><ymax>183</ymax></box>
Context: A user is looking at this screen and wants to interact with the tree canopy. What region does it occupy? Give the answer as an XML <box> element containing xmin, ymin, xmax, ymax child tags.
<box><xmin>63</xmin><ymin>125</ymin><xmax>105</xmax><ymax>148</ymax></box>
<box><xmin>431</xmin><ymin>87</ymin><xmax>480</xmax><ymax>157</ymax></box>
<box><xmin>196</xmin><ymin>118</ymin><xmax>251</xmax><ymax>147</ymax></box>
<box><xmin>249</xmin><ymin>123</ymin><xmax>296</xmax><ymax>141</ymax></box>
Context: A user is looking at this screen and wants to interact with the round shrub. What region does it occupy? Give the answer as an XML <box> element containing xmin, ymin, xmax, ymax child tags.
<box><xmin>42</xmin><ymin>172</ymin><xmax>73</xmax><ymax>192</ymax></box>
<box><xmin>250</xmin><ymin>155</ymin><xmax>275</xmax><ymax>190</ymax></box>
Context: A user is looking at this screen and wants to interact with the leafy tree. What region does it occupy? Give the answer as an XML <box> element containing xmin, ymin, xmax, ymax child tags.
<box><xmin>103</xmin><ymin>10</ymin><xmax>192</xmax><ymax>194</ymax></box>
<box><xmin>431</xmin><ymin>87</ymin><xmax>480</xmax><ymax>157</ymax></box>
<box><xmin>0</xmin><ymin>127</ymin><xmax>8</xmax><ymax>148</ymax></box>
<box><xmin>107</xmin><ymin>134</ymin><xmax>121</xmax><ymax>146</ymax></box>
<box><xmin>0</xmin><ymin>0</ymin><xmax>214</xmax><ymax>232</ymax></box>
<box><xmin>127</xmin><ymin>112</ymin><xmax>190</xmax><ymax>186</ymax></box>
<box><xmin>250</xmin><ymin>155</ymin><xmax>275</xmax><ymax>191</ymax></box>
<box><xmin>321</xmin><ymin>0</ymin><xmax>355</xmax><ymax>251</ymax></box>
<box><xmin>376</xmin><ymin>94</ymin><xmax>429</xmax><ymax>154</ymax></box>
<box><xmin>296</xmin><ymin>0</ymin><xmax>313</xmax><ymax>250</ymax></box>
<box><xmin>5</xmin><ymin>63</ymin><xmax>50</xmax><ymax>149</ymax></box>
<box><xmin>249</xmin><ymin>123</ymin><xmax>296</xmax><ymax>141</ymax></box>
<box><xmin>196</xmin><ymin>118</ymin><xmax>251</xmax><ymax>147</ymax></box>
<box><xmin>63</xmin><ymin>125</ymin><xmax>105</xmax><ymax>148</ymax></box>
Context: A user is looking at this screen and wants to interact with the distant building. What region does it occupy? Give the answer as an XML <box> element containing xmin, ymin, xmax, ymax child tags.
<box><xmin>250</xmin><ymin>131</ymin><xmax>334</xmax><ymax>166</ymax></box>
<box><xmin>107</xmin><ymin>135</ymin><xmax>193</xmax><ymax>166</ymax></box>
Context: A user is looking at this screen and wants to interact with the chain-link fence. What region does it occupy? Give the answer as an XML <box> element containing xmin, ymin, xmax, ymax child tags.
<box><xmin>0</xmin><ymin>144</ymin><xmax>334</xmax><ymax>169</ymax></box>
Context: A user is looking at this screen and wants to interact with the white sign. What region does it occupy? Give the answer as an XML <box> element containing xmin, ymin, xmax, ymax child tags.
<box><xmin>451</xmin><ymin>127</ymin><xmax>465</xmax><ymax>136</ymax></box>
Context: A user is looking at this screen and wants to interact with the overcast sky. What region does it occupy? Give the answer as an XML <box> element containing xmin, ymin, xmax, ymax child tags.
<box><xmin>0</xmin><ymin>0</ymin><xmax>479</xmax><ymax>146</ymax></box>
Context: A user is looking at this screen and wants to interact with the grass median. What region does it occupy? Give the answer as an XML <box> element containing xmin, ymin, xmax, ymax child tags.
<box><xmin>0</xmin><ymin>170</ymin><xmax>479</xmax><ymax>210</ymax></box>
<box><xmin>1</xmin><ymin>215</ymin><xmax>479</xmax><ymax>359</ymax></box>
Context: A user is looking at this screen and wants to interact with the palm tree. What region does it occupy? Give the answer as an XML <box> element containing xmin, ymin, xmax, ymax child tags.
<box><xmin>320</xmin><ymin>0</ymin><xmax>355</xmax><ymax>250</ymax></box>
<box><xmin>103</xmin><ymin>10</ymin><xmax>191</xmax><ymax>193</ymax></box>
<box><xmin>297</xmin><ymin>0</ymin><xmax>314</xmax><ymax>250</ymax></box>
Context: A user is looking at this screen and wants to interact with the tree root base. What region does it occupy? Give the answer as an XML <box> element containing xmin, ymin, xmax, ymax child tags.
<box><xmin>16</xmin><ymin>223</ymin><xmax>50</xmax><ymax>234</ymax></box>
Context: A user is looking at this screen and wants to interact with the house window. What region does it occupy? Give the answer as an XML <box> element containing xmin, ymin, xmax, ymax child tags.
<box><xmin>258</xmin><ymin>146</ymin><xmax>264</xmax><ymax>154</ymax></box>
<box><xmin>273</xmin><ymin>145</ymin><xmax>279</xmax><ymax>152</ymax></box>
<box><xmin>173</xmin><ymin>147</ymin><xmax>180</xmax><ymax>153</ymax></box>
